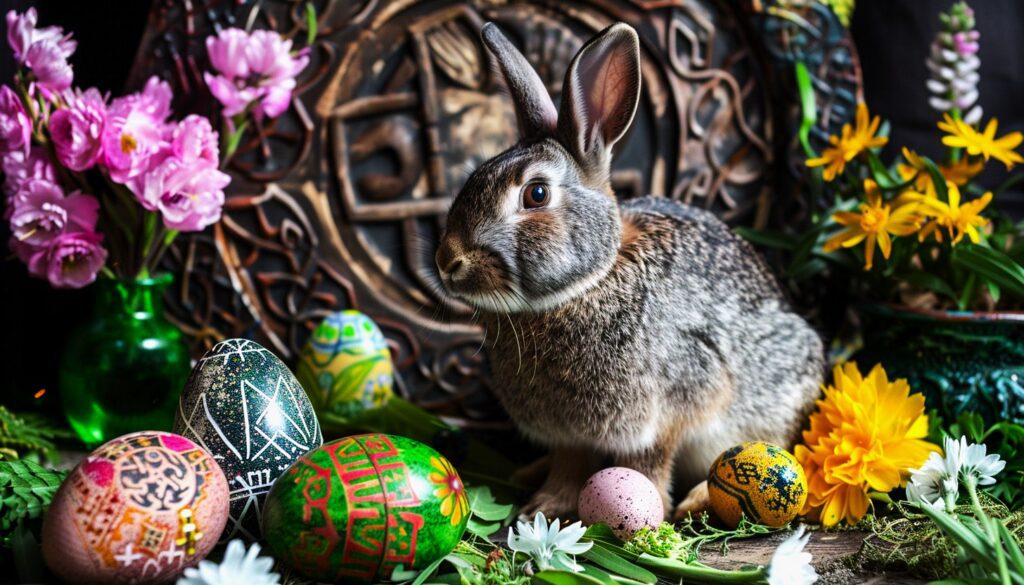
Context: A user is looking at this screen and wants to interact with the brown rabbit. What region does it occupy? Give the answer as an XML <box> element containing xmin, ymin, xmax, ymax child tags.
<box><xmin>435</xmin><ymin>22</ymin><xmax>824</xmax><ymax>519</ymax></box>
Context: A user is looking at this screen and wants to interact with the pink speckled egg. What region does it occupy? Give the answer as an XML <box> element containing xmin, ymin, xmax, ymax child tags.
<box><xmin>42</xmin><ymin>431</ymin><xmax>229</xmax><ymax>584</ymax></box>
<box><xmin>578</xmin><ymin>467</ymin><xmax>663</xmax><ymax>540</ymax></box>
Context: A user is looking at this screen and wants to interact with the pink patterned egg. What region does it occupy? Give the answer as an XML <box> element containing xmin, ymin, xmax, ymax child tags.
<box><xmin>578</xmin><ymin>467</ymin><xmax>664</xmax><ymax>540</ymax></box>
<box><xmin>42</xmin><ymin>431</ymin><xmax>229</xmax><ymax>584</ymax></box>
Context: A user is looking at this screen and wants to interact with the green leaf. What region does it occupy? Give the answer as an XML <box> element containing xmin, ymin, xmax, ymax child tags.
<box><xmin>467</xmin><ymin>518</ymin><xmax>501</xmax><ymax>538</ymax></box>
<box><xmin>794</xmin><ymin>61</ymin><xmax>817</xmax><ymax>159</ymax></box>
<box><xmin>224</xmin><ymin>119</ymin><xmax>249</xmax><ymax>160</ymax></box>
<box><xmin>902</xmin><ymin>269</ymin><xmax>958</xmax><ymax>302</ymax></box>
<box><xmin>467</xmin><ymin>485</ymin><xmax>514</xmax><ymax>521</ymax></box>
<box><xmin>920</xmin><ymin>155</ymin><xmax>951</xmax><ymax>203</ymax></box>
<box><xmin>0</xmin><ymin>460</ymin><xmax>67</xmax><ymax>547</ymax></box>
<box><xmin>581</xmin><ymin>545</ymin><xmax>657</xmax><ymax>584</ymax></box>
<box><xmin>410</xmin><ymin>557</ymin><xmax>445</xmax><ymax>585</ymax></box>
<box><xmin>952</xmin><ymin>244</ymin><xmax>1024</xmax><ymax>300</ymax></box>
<box><xmin>733</xmin><ymin>227</ymin><xmax>797</xmax><ymax>251</ymax></box>
<box><xmin>0</xmin><ymin>407</ymin><xmax>73</xmax><ymax>463</ymax></box>
<box><xmin>864</xmin><ymin>150</ymin><xmax>901</xmax><ymax>190</ymax></box>
<box><xmin>305</xmin><ymin>3</ymin><xmax>317</xmax><ymax>46</ymax></box>
<box><xmin>533</xmin><ymin>570</ymin><xmax>606</xmax><ymax>585</ymax></box>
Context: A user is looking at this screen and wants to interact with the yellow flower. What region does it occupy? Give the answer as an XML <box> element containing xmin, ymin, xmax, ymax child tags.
<box><xmin>807</xmin><ymin>103</ymin><xmax>889</xmax><ymax>181</ymax></box>
<box><xmin>429</xmin><ymin>456</ymin><xmax>469</xmax><ymax>526</ymax></box>
<box><xmin>912</xmin><ymin>182</ymin><xmax>991</xmax><ymax>245</ymax></box>
<box><xmin>795</xmin><ymin>363</ymin><xmax>940</xmax><ymax>528</ymax></box>
<box><xmin>941</xmin><ymin>158</ymin><xmax>985</xmax><ymax>186</ymax></box>
<box><xmin>823</xmin><ymin>180</ymin><xmax>922</xmax><ymax>270</ymax></box>
<box><xmin>938</xmin><ymin>114</ymin><xmax>1024</xmax><ymax>169</ymax></box>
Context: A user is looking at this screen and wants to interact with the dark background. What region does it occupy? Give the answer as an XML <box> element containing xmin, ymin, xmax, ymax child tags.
<box><xmin>1</xmin><ymin>1</ymin><xmax>1021</xmax><ymax>419</ymax></box>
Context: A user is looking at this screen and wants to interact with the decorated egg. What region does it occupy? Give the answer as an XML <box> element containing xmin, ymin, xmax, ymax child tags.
<box><xmin>41</xmin><ymin>431</ymin><xmax>228</xmax><ymax>584</ymax></box>
<box><xmin>707</xmin><ymin>441</ymin><xmax>807</xmax><ymax>528</ymax></box>
<box><xmin>172</xmin><ymin>338</ymin><xmax>323</xmax><ymax>542</ymax></box>
<box><xmin>295</xmin><ymin>310</ymin><xmax>394</xmax><ymax>421</ymax></box>
<box><xmin>578</xmin><ymin>467</ymin><xmax>664</xmax><ymax>540</ymax></box>
<box><xmin>263</xmin><ymin>433</ymin><xmax>469</xmax><ymax>583</ymax></box>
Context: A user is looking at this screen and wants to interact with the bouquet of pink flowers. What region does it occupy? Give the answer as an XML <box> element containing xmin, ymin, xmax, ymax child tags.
<box><xmin>1</xmin><ymin>8</ymin><xmax>308</xmax><ymax>288</ymax></box>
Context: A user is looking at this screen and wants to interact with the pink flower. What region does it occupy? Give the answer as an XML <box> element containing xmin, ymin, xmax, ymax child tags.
<box><xmin>9</xmin><ymin>179</ymin><xmax>98</xmax><ymax>246</ymax></box>
<box><xmin>954</xmin><ymin>31</ymin><xmax>980</xmax><ymax>56</ymax></box>
<box><xmin>170</xmin><ymin>114</ymin><xmax>219</xmax><ymax>165</ymax></box>
<box><xmin>25</xmin><ymin>39</ymin><xmax>73</xmax><ymax>94</ymax></box>
<box><xmin>203</xmin><ymin>28</ymin><xmax>308</xmax><ymax>118</ymax></box>
<box><xmin>0</xmin><ymin>85</ymin><xmax>31</xmax><ymax>155</ymax></box>
<box><xmin>101</xmin><ymin>76</ymin><xmax>172</xmax><ymax>183</ymax></box>
<box><xmin>23</xmin><ymin>230</ymin><xmax>107</xmax><ymax>289</ymax></box>
<box><xmin>50</xmin><ymin>87</ymin><xmax>106</xmax><ymax>170</ymax></box>
<box><xmin>2</xmin><ymin>146</ymin><xmax>55</xmax><ymax>211</ymax></box>
<box><xmin>135</xmin><ymin>154</ymin><xmax>228</xmax><ymax>231</ymax></box>
<box><xmin>5</xmin><ymin>8</ymin><xmax>75</xmax><ymax>65</ymax></box>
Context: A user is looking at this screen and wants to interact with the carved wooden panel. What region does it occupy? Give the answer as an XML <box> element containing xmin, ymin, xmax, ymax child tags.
<box><xmin>127</xmin><ymin>0</ymin><xmax>861</xmax><ymax>428</ymax></box>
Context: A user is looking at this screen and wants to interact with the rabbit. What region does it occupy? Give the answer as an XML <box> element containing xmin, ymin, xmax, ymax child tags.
<box><xmin>435</xmin><ymin>21</ymin><xmax>825</xmax><ymax>520</ymax></box>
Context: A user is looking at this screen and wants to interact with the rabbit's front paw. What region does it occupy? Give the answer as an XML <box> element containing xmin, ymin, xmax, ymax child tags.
<box><xmin>672</xmin><ymin>480</ymin><xmax>710</xmax><ymax>521</ymax></box>
<box><xmin>521</xmin><ymin>484</ymin><xmax>581</xmax><ymax>520</ymax></box>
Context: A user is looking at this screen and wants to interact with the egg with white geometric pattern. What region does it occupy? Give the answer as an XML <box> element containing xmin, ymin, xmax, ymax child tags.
<box><xmin>173</xmin><ymin>338</ymin><xmax>322</xmax><ymax>542</ymax></box>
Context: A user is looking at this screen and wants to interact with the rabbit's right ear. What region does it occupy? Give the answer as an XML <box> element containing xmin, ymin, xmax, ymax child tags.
<box><xmin>557</xmin><ymin>23</ymin><xmax>641</xmax><ymax>167</ymax></box>
<box><xmin>481</xmin><ymin>23</ymin><xmax>558</xmax><ymax>140</ymax></box>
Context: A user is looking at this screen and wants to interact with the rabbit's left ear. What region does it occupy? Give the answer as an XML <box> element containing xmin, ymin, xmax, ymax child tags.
<box><xmin>481</xmin><ymin>22</ymin><xmax>558</xmax><ymax>140</ymax></box>
<box><xmin>557</xmin><ymin>23</ymin><xmax>641</xmax><ymax>164</ymax></box>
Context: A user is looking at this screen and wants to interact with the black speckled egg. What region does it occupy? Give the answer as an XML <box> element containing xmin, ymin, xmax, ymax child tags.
<box><xmin>173</xmin><ymin>338</ymin><xmax>322</xmax><ymax>541</ymax></box>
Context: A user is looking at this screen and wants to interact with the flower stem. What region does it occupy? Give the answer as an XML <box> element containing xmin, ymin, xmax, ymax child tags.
<box><xmin>637</xmin><ymin>555</ymin><xmax>767</xmax><ymax>583</ymax></box>
<box><xmin>965</xmin><ymin>476</ymin><xmax>1012</xmax><ymax>585</ymax></box>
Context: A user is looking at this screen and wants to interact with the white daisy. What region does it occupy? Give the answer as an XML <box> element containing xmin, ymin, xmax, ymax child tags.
<box><xmin>907</xmin><ymin>437</ymin><xmax>962</xmax><ymax>511</ymax></box>
<box><xmin>507</xmin><ymin>512</ymin><xmax>593</xmax><ymax>573</ymax></box>
<box><xmin>767</xmin><ymin>525</ymin><xmax>818</xmax><ymax>585</ymax></box>
<box><xmin>959</xmin><ymin>438</ymin><xmax>1006</xmax><ymax>487</ymax></box>
<box><xmin>177</xmin><ymin>540</ymin><xmax>279</xmax><ymax>585</ymax></box>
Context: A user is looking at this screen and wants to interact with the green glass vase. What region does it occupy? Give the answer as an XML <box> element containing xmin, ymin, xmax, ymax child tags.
<box><xmin>854</xmin><ymin>303</ymin><xmax>1024</xmax><ymax>426</ymax></box>
<box><xmin>59</xmin><ymin>274</ymin><xmax>191</xmax><ymax>447</ymax></box>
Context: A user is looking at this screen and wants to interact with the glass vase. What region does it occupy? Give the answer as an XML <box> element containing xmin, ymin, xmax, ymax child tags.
<box><xmin>59</xmin><ymin>274</ymin><xmax>191</xmax><ymax>446</ymax></box>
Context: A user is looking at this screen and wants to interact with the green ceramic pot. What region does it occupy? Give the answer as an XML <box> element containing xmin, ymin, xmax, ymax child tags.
<box><xmin>59</xmin><ymin>274</ymin><xmax>191</xmax><ymax>446</ymax></box>
<box><xmin>854</xmin><ymin>303</ymin><xmax>1024</xmax><ymax>425</ymax></box>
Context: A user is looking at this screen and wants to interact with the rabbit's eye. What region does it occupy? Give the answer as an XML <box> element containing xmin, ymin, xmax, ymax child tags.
<box><xmin>523</xmin><ymin>183</ymin><xmax>549</xmax><ymax>209</ymax></box>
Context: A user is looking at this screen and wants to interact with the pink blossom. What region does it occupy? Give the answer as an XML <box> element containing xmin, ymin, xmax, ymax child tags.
<box><xmin>50</xmin><ymin>87</ymin><xmax>106</xmax><ymax>170</ymax></box>
<box><xmin>5</xmin><ymin>8</ymin><xmax>75</xmax><ymax>65</ymax></box>
<box><xmin>23</xmin><ymin>230</ymin><xmax>107</xmax><ymax>289</ymax></box>
<box><xmin>135</xmin><ymin>154</ymin><xmax>228</xmax><ymax>231</ymax></box>
<box><xmin>954</xmin><ymin>31</ymin><xmax>980</xmax><ymax>56</ymax></box>
<box><xmin>170</xmin><ymin>114</ymin><xmax>219</xmax><ymax>165</ymax></box>
<box><xmin>101</xmin><ymin>76</ymin><xmax>172</xmax><ymax>183</ymax></box>
<box><xmin>24</xmin><ymin>39</ymin><xmax>73</xmax><ymax>94</ymax></box>
<box><xmin>9</xmin><ymin>180</ymin><xmax>98</xmax><ymax>246</ymax></box>
<box><xmin>203</xmin><ymin>28</ymin><xmax>308</xmax><ymax>118</ymax></box>
<box><xmin>0</xmin><ymin>85</ymin><xmax>31</xmax><ymax>155</ymax></box>
<box><xmin>2</xmin><ymin>146</ymin><xmax>55</xmax><ymax>211</ymax></box>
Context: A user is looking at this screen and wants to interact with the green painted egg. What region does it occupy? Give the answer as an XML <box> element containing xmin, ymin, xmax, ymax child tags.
<box><xmin>708</xmin><ymin>441</ymin><xmax>807</xmax><ymax>528</ymax></box>
<box><xmin>296</xmin><ymin>310</ymin><xmax>394</xmax><ymax>422</ymax></box>
<box><xmin>262</xmin><ymin>433</ymin><xmax>469</xmax><ymax>583</ymax></box>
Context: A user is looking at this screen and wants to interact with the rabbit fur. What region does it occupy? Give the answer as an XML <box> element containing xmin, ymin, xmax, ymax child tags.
<box><xmin>435</xmin><ymin>21</ymin><xmax>824</xmax><ymax>519</ymax></box>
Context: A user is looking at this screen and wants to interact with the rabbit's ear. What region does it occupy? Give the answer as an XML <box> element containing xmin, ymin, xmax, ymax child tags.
<box><xmin>481</xmin><ymin>22</ymin><xmax>558</xmax><ymax>140</ymax></box>
<box><xmin>557</xmin><ymin>23</ymin><xmax>641</xmax><ymax>164</ymax></box>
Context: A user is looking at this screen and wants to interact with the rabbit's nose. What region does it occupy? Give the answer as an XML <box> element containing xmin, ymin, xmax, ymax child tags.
<box><xmin>443</xmin><ymin>257</ymin><xmax>464</xmax><ymax>276</ymax></box>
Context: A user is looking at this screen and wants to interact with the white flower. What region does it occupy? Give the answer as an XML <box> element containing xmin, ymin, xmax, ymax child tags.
<box><xmin>177</xmin><ymin>540</ymin><xmax>279</xmax><ymax>585</ymax></box>
<box><xmin>767</xmin><ymin>525</ymin><xmax>818</xmax><ymax>585</ymax></box>
<box><xmin>507</xmin><ymin>512</ymin><xmax>593</xmax><ymax>573</ymax></box>
<box><xmin>907</xmin><ymin>437</ymin><xmax>962</xmax><ymax>511</ymax></box>
<box><xmin>959</xmin><ymin>437</ymin><xmax>1006</xmax><ymax>486</ymax></box>
<box><xmin>906</xmin><ymin>435</ymin><xmax>1006</xmax><ymax>511</ymax></box>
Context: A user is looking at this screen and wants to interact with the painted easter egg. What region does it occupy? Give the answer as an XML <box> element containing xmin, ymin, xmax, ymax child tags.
<box><xmin>295</xmin><ymin>310</ymin><xmax>394</xmax><ymax>421</ymax></box>
<box><xmin>578</xmin><ymin>467</ymin><xmax>664</xmax><ymax>540</ymax></box>
<box><xmin>173</xmin><ymin>338</ymin><xmax>323</xmax><ymax>542</ymax></box>
<box><xmin>41</xmin><ymin>431</ymin><xmax>228</xmax><ymax>584</ymax></box>
<box><xmin>707</xmin><ymin>441</ymin><xmax>807</xmax><ymax>528</ymax></box>
<box><xmin>263</xmin><ymin>433</ymin><xmax>469</xmax><ymax>583</ymax></box>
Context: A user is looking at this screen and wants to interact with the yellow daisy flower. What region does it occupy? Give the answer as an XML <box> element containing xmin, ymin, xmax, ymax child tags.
<box><xmin>795</xmin><ymin>362</ymin><xmax>940</xmax><ymax>528</ymax></box>
<box><xmin>938</xmin><ymin>114</ymin><xmax>1024</xmax><ymax>169</ymax></box>
<box><xmin>941</xmin><ymin>157</ymin><xmax>986</xmax><ymax>186</ymax></box>
<box><xmin>429</xmin><ymin>456</ymin><xmax>469</xmax><ymax>526</ymax></box>
<box><xmin>807</xmin><ymin>103</ymin><xmax>889</xmax><ymax>181</ymax></box>
<box><xmin>823</xmin><ymin>180</ymin><xmax>922</xmax><ymax>270</ymax></box>
<box><xmin>912</xmin><ymin>181</ymin><xmax>991</xmax><ymax>245</ymax></box>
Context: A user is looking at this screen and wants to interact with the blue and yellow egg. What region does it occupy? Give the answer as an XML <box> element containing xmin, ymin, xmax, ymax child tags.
<box><xmin>296</xmin><ymin>310</ymin><xmax>394</xmax><ymax>421</ymax></box>
<box><xmin>707</xmin><ymin>441</ymin><xmax>807</xmax><ymax>528</ymax></box>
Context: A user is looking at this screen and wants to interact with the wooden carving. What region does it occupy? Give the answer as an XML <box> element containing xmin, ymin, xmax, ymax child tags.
<box><xmin>127</xmin><ymin>0</ymin><xmax>862</xmax><ymax>427</ymax></box>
